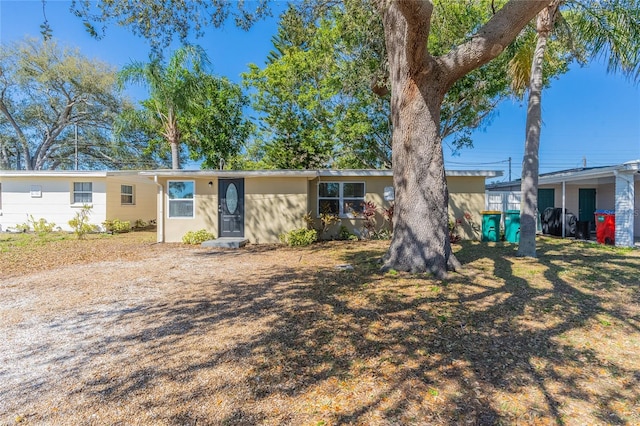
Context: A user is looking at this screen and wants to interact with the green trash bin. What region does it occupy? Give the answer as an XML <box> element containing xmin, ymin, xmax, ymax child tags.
<box><xmin>504</xmin><ymin>210</ymin><xmax>521</xmax><ymax>243</ymax></box>
<box><xmin>481</xmin><ymin>211</ymin><xmax>502</xmax><ymax>242</ymax></box>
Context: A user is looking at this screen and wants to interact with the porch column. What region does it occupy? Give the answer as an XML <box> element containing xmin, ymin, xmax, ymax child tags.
<box><xmin>614</xmin><ymin>170</ymin><xmax>635</xmax><ymax>247</ymax></box>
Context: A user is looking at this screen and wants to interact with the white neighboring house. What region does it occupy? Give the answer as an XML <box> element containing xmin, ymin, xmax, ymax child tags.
<box><xmin>487</xmin><ymin>160</ymin><xmax>640</xmax><ymax>247</ymax></box>
<box><xmin>0</xmin><ymin>171</ymin><xmax>157</xmax><ymax>232</ymax></box>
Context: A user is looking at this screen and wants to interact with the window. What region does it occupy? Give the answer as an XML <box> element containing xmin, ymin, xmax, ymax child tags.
<box><xmin>73</xmin><ymin>182</ymin><xmax>92</xmax><ymax>204</ymax></box>
<box><xmin>168</xmin><ymin>180</ymin><xmax>194</xmax><ymax>218</ymax></box>
<box><xmin>318</xmin><ymin>182</ymin><xmax>365</xmax><ymax>217</ymax></box>
<box><xmin>121</xmin><ymin>184</ymin><xmax>135</xmax><ymax>205</ymax></box>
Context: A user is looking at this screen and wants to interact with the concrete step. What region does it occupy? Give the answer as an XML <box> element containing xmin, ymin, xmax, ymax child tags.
<box><xmin>201</xmin><ymin>238</ymin><xmax>248</xmax><ymax>249</ymax></box>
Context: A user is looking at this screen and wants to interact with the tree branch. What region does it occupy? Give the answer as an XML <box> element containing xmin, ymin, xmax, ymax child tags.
<box><xmin>439</xmin><ymin>0</ymin><xmax>547</xmax><ymax>88</ymax></box>
<box><xmin>394</xmin><ymin>0</ymin><xmax>434</xmax><ymax>75</ymax></box>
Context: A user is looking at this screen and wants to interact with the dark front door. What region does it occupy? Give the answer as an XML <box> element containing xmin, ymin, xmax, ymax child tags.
<box><xmin>219</xmin><ymin>178</ymin><xmax>244</xmax><ymax>238</ymax></box>
<box><xmin>579</xmin><ymin>188</ymin><xmax>597</xmax><ymax>231</ymax></box>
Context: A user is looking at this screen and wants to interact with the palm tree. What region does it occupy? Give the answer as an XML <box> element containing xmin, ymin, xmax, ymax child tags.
<box><xmin>510</xmin><ymin>0</ymin><xmax>640</xmax><ymax>258</ymax></box>
<box><xmin>118</xmin><ymin>45</ymin><xmax>209</xmax><ymax>169</ymax></box>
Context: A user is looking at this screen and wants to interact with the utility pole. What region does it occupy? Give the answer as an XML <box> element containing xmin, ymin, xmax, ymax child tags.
<box><xmin>74</xmin><ymin>124</ymin><xmax>79</xmax><ymax>171</ymax></box>
<box><xmin>508</xmin><ymin>157</ymin><xmax>512</xmax><ymax>181</ymax></box>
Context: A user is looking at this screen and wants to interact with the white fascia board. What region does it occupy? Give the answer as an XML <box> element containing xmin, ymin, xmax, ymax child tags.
<box><xmin>538</xmin><ymin>165</ymin><xmax>626</xmax><ymax>185</ymax></box>
<box><xmin>445</xmin><ymin>170</ymin><xmax>503</xmax><ymax>178</ymax></box>
<box><xmin>318</xmin><ymin>169</ymin><xmax>392</xmax><ymax>177</ymax></box>
<box><xmin>317</xmin><ymin>169</ymin><xmax>503</xmax><ymax>178</ymax></box>
<box><xmin>0</xmin><ymin>170</ymin><xmax>110</xmax><ymax>178</ymax></box>
<box><xmin>139</xmin><ymin>170</ymin><xmax>319</xmax><ymax>179</ymax></box>
<box><xmin>141</xmin><ymin>169</ymin><xmax>503</xmax><ymax>179</ymax></box>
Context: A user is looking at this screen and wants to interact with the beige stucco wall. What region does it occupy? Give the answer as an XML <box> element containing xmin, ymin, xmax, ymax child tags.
<box><xmin>308</xmin><ymin>176</ymin><xmax>393</xmax><ymax>239</ymax></box>
<box><xmin>447</xmin><ymin>176</ymin><xmax>486</xmax><ymax>240</ymax></box>
<box><xmin>158</xmin><ymin>176</ymin><xmax>309</xmax><ymax>243</ymax></box>
<box><xmin>307</xmin><ymin>175</ymin><xmax>486</xmax><ymax>240</ymax></box>
<box><xmin>160</xmin><ymin>178</ymin><xmax>217</xmax><ymax>243</ymax></box>
<box><xmin>245</xmin><ymin>178</ymin><xmax>309</xmax><ymax>243</ymax></box>
<box><xmin>105</xmin><ymin>175</ymin><xmax>157</xmax><ymax>225</ymax></box>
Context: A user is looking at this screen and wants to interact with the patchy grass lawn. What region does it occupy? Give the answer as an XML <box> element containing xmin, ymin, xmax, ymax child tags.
<box><xmin>0</xmin><ymin>233</ymin><xmax>638</xmax><ymax>425</ymax></box>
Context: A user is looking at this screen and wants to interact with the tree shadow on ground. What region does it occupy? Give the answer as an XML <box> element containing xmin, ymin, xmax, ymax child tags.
<box><xmin>9</xmin><ymin>239</ymin><xmax>639</xmax><ymax>425</ymax></box>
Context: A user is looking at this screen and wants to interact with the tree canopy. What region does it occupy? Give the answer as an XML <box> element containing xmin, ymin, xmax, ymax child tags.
<box><xmin>0</xmin><ymin>37</ymin><xmax>151</xmax><ymax>170</ymax></box>
<box><xmin>117</xmin><ymin>45</ymin><xmax>251</xmax><ymax>169</ymax></box>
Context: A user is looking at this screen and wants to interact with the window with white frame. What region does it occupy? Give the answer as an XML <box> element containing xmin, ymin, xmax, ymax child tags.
<box><xmin>168</xmin><ymin>180</ymin><xmax>195</xmax><ymax>218</ymax></box>
<box><xmin>121</xmin><ymin>184</ymin><xmax>135</xmax><ymax>205</ymax></box>
<box><xmin>318</xmin><ymin>182</ymin><xmax>365</xmax><ymax>217</ymax></box>
<box><xmin>72</xmin><ymin>182</ymin><xmax>92</xmax><ymax>204</ymax></box>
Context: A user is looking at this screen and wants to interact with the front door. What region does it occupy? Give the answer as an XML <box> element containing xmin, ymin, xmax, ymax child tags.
<box><xmin>579</xmin><ymin>188</ymin><xmax>597</xmax><ymax>231</ymax></box>
<box><xmin>219</xmin><ymin>178</ymin><xmax>244</xmax><ymax>238</ymax></box>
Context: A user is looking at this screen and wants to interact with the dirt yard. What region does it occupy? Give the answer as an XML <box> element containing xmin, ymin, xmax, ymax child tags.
<box><xmin>1</xmin><ymin>232</ymin><xmax>638</xmax><ymax>425</ymax></box>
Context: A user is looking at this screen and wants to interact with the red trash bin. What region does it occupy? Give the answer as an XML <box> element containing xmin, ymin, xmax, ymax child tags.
<box><xmin>594</xmin><ymin>210</ymin><xmax>615</xmax><ymax>245</ymax></box>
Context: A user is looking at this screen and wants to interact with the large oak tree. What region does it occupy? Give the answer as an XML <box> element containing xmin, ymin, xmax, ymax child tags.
<box><xmin>375</xmin><ymin>1</ymin><xmax>546</xmax><ymax>275</ymax></box>
<box><xmin>69</xmin><ymin>0</ymin><xmax>548</xmax><ymax>276</ymax></box>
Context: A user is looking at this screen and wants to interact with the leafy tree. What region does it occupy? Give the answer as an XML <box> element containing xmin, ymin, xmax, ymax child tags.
<box><xmin>0</xmin><ymin>37</ymin><xmax>142</xmax><ymax>170</ymax></box>
<box><xmin>244</xmin><ymin>2</ymin><xmax>535</xmax><ymax>170</ymax></box>
<box><xmin>67</xmin><ymin>0</ymin><xmax>549</xmax><ymax>276</ymax></box>
<box><xmin>509</xmin><ymin>0</ymin><xmax>640</xmax><ymax>257</ymax></box>
<box><xmin>243</xmin><ymin>13</ymin><xmax>347</xmax><ymax>169</ymax></box>
<box><xmin>118</xmin><ymin>45</ymin><xmax>250</xmax><ymax>169</ymax></box>
<box><xmin>117</xmin><ymin>45</ymin><xmax>206</xmax><ymax>170</ymax></box>
<box><xmin>181</xmin><ymin>74</ymin><xmax>253</xmax><ymax>169</ymax></box>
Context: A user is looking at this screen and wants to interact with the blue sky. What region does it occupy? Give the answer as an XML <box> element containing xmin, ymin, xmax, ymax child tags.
<box><xmin>1</xmin><ymin>0</ymin><xmax>638</xmax><ymax>180</ymax></box>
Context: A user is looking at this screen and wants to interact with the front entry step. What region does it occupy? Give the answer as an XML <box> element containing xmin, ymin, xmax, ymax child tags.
<box><xmin>201</xmin><ymin>238</ymin><xmax>248</xmax><ymax>249</ymax></box>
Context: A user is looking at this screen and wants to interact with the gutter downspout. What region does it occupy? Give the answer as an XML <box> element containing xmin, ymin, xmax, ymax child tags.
<box><xmin>153</xmin><ymin>175</ymin><xmax>164</xmax><ymax>243</ymax></box>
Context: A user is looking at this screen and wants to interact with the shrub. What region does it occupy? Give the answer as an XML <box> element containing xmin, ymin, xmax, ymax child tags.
<box><xmin>27</xmin><ymin>215</ymin><xmax>58</xmax><ymax>234</ymax></box>
<box><xmin>103</xmin><ymin>219</ymin><xmax>131</xmax><ymax>234</ymax></box>
<box><xmin>132</xmin><ymin>219</ymin><xmax>147</xmax><ymax>229</ymax></box>
<box><xmin>68</xmin><ymin>205</ymin><xmax>99</xmax><ymax>239</ymax></box>
<box><xmin>382</xmin><ymin>203</ymin><xmax>394</xmax><ymax>229</ymax></box>
<box><xmin>279</xmin><ymin>228</ymin><xmax>318</xmax><ymax>247</ymax></box>
<box><xmin>319</xmin><ymin>212</ymin><xmax>340</xmax><ymax>236</ymax></box>
<box><xmin>360</xmin><ymin>201</ymin><xmax>378</xmax><ymax>239</ymax></box>
<box><xmin>14</xmin><ymin>221</ymin><xmax>31</xmax><ymax>233</ymax></box>
<box><xmin>303</xmin><ymin>212</ymin><xmax>314</xmax><ymax>230</ymax></box>
<box><xmin>338</xmin><ymin>225</ymin><xmax>358</xmax><ymax>241</ymax></box>
<box><xmin>182</xmin><ymin>229</ymin><xmax>216</xmax><ymax>244</ymax></box>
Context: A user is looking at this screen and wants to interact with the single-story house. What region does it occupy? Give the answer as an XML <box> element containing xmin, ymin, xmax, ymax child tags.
<box><xmin>141</xmin><ymin>169</ymin><xmax>503</xmax><ymax>244</ymax></box>
<box><xmin>0</xmin><ymin>171</ymin><xmax>157</xmax><ymax>232</ymax></box>
<box><xmin>487</xmin><ymin>160</ymin><xmax>639</xmax><ymax>247</ymax></box>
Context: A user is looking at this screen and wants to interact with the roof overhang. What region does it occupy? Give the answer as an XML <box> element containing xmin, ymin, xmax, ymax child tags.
<box><xmin>141</xmin><ymin>169</ymin><xmax>503</xmax><ymax>179</ymax></box>
<box><xmin>538</xmin><ymin>160</ymin><xmax>640</xmax><ymax>185</ymax></box>
<box><xmin>0</xmin><ymin>170</ymin><xmax>141</xmax><ymax>178</ymax></box>
<box><xmin>140</xmin><ymin>169</ymin><xmax>319</xmax><ymax>179</ymax></box>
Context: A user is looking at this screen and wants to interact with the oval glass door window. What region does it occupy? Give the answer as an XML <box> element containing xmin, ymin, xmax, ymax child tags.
<box><xmin>225</xmin><ymin>183</ymin><xmax>238</xmax><ymax>214</ymax></box>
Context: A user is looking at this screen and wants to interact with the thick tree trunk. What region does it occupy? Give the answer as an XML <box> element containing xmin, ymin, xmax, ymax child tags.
<box><xmin>518</xmin><ymin>2</ymin><xmax>559</xmax><ymax>258</ymax></box>
<box><xmin>376</xmin><ymin>0</ymin><xmax>548</xmax><ymax>276</ymax></box>
<box><xmin>380</xmin><ymin>3</ymin><xmax>460</xmax><ymax>278</ymax></box>
<box><xmin>382</xmin><ymin>85</ymin><xmax>460</xmax><ymax>277</ymax></box>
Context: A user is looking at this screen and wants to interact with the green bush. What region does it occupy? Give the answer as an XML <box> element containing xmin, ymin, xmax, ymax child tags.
<box><xmin>338</xmin><ymin>225</ymin><xmax>358</xmax><ymax>241</ymax></box>
<box><xmin>132</xmin><ymin>219</ymin><xmax>147</xmax><ymax>229</ymax></box>
<box><xmin>182</xmin><ymin>229</ymin><xmax>216</xmax><ymax>245</ymax></box>
<box><xmin>279</xmin><ymin>228</ymin><xmax>318</xmax><ymax>247</ymax></box>
<box><xmin>68</xmin><ymin>205</ymin><xmax>99</xmax><ymax>239</ymax></box>
<box><xmin>27</xmin><ymin>215</ymin><xmax>58</xmax><ymax>234</ymax></box>
<box><xmin>103</xmin><ymin>219</ymin><xmax>131</xmax><ymax>234</ymax></box>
